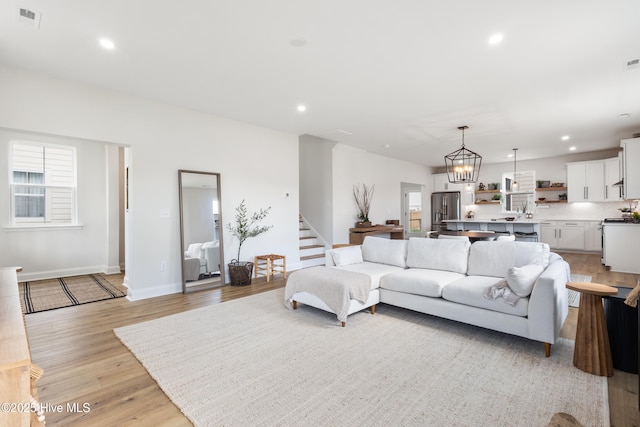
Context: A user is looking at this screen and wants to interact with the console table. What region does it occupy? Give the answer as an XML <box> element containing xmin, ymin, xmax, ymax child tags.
<box><xmin>348</xmin><ymin>225</ymin><xmax>404</xmax><ymax>245</ymax></box>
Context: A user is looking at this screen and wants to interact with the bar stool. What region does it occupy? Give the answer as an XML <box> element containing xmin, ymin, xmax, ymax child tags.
<box><xmin>254</xmin><ymin>254</ymin><xmax>286</xmax><ymax>282</ymax></box>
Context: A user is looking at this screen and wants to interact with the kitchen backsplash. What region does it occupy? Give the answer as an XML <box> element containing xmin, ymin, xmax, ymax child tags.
<box><xmin>468</xmin><ymin>200</ymin><xmax>634</xmax><ymax>221</ymax></box>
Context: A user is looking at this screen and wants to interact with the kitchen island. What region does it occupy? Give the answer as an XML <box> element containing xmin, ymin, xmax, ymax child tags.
<box><xmin>443</xmin><ymin>219</ymin><xmax>540</xmax><ymax>241</ymax></box>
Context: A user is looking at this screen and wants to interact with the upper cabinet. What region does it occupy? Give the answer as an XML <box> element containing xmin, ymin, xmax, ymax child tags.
<box><xmin>604</xmin><ymin>155</ymin><xmax>623</xmax><ymax>201</ymax></box>
<box><xmin>622</xmin><ymin>138</ymin><xmax>640</xmax><ymax>199</ymax></box>
<box><xmin>567</xmin><ymin>161</ymin><xmax>605</xmax><ymax>202</ymax></box>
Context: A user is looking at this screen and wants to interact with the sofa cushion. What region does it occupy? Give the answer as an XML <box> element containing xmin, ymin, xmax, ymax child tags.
<box><xmin>466</xmin><ymin>241</ymin><xmax>550</xmax><ymax>278</ymax></box>
<box><xmin>406</xmin><ymin>237</ymin><xmax>470</xmax><ymax>274</ymax></box>
<box><xmin>337</xmin><ymin>262</ymin><xmax>405</xmax><ymax>289</ymax></box>
<box><xmin>380</xmin><ymin>269</ymin><xmax>465</xmax><ymax>297</ymax></box>
<box><xmin>442</xmin><ymin>276</ymin><xmax>529</xmax><ymax>317</ymax></box>
<box><xmin>361</xmin><ymin>236</ymin><xmax>408</xmax><ymax>268</ymax></box>
<box><xmin>332</xmin><ymin>245</ymin><xmax>364</xmax><ymax>267</ymax></box>
<box><xmin>506</xmin><ymin>264</ymin><xmax>545</xmax><ymax>297</ymax></box>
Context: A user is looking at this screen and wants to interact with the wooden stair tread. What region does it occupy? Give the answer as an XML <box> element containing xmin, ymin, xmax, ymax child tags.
<box><xmin>299</xmin><ymin>236</ymin><xmax>316</xmax><ymax>240</ymax></box>
<box><xmin>300</xmin><ymin>244</ymin><xmax>324</xmax><ymax>250</ymax></box>
<box><xmin>300</xmin><ymin>254</ymin><xmax>325</xmax><ymax>261</ymax></box>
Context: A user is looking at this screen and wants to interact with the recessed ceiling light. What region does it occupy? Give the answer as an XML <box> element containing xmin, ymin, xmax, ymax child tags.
<box><xmin>488</xmin><ymin>34</ymin><xmax>503</xmax><ymax>45</ymax></box>
<box><xmin>382</xmin><ymin>144</ymin><xmax>390</xmax><ymax>148</ymax></box>
<box><xmin>99</xmin><ymin>38</ymin><xmax>115</xmax><ymax>50</ymax></box>
<box><xmin>507</xmin><ymin>153</ymin><xmax>514</xmax><ymax>158</ymax></box>
<box><xmin>569</xmin><ymin>146</ymin><xmax>577</xmax><ymax>151</ymax></box>
<box><xmin>296</xmin><ymin>104</ymin><xmax>306</xmax><ymax>113</ymax></box>
<box><xmin>561</xmin><ymin>135</ymin><xmax>570</xmax><ymax>141</ymax></box>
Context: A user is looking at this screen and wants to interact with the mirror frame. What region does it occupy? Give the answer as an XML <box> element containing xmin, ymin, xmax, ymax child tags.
<box><xmin>178</xmin><ymin>169</ymin><xmax>224</xmax><ymax>293</ymax></box>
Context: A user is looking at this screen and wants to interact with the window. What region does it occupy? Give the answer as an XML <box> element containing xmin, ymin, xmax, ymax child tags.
<box><xmin>10</xmin><ymin>141</ymin><xmax>77</xmax><ymax>225</ymax></box>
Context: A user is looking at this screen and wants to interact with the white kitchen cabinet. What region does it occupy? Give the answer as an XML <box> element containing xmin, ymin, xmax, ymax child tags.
<box><xmin>539</xmin><ymin>220</ymin><xmax>586</xmax><ymax>250</ymax></box>
<box><xmin>567</xmin><ymin>161</ymin><xmax>605</xmax><ymax>202</ymax></box>
<box><xmin>604</xmin><ymin>156</ymin><xmax>623</xmax><ymax>201</ymax></box>
<box><xmin>603</xmin><ymin>223</ymin><xmax>640</xmax><ymax>273</ymax></box>
<box><xmin>585</xmin><ymin>221</ymin><xmax>602</xmax><ymax>252</ymax></box>
<box><xmin>622</xmin><ymin>138</ymin><xmax>640</xmax><ymax>199</ymax></box>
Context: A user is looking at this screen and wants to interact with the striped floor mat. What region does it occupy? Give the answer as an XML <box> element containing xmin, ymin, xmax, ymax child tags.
<box><xmin>19</xmin><ymin>274</ymin><xmax>127</xmax><ymax>314</ymax></box>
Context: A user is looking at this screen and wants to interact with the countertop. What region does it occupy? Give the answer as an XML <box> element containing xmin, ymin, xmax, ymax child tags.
<box><xmin>443</xmin><ymin>219</ymin><xmax>541</xmax><ymax>224</ymax></box>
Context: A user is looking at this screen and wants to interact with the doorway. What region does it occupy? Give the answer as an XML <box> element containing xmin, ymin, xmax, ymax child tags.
<box><xmin>402</xmin><ymin>184</ymin><xmax>424</xmax><ymax>239</ymax></box>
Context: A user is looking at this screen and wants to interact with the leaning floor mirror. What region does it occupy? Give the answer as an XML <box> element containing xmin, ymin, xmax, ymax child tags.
<box><xmin>178</xmin><ymin>170</ymin><xmax>225</xmax><ymax>293</ymax></box>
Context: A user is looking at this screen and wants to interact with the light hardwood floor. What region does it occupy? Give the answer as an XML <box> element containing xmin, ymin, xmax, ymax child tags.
<box><xmin>25</xmin><ymin>253</ymin><xmax>639</xmax><ymax>426</ymax></box>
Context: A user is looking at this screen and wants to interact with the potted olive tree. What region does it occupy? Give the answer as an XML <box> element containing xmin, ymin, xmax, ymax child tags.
<box><xmin>226</xmin><ymin>200</ymin><xmax>272</xmax><ymax>286</ymax></box>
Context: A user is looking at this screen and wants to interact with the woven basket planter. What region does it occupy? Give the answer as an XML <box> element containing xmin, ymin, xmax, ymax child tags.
<box><xmin>228</xmin><ymin>261</ymin><xmax>253</xmax><ymax>286</ymax></box>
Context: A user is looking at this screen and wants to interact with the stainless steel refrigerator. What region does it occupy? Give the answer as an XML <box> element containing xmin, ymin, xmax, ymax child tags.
<box><xmin>431</xmin><ymin>191</ymin><xmax>461</xmax><ymax>232</ymax></box>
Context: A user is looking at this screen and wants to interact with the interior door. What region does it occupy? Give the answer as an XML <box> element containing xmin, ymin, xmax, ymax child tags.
<box><xmin>403</xmin><ymin>186</ymin><xmax>423</xmax><ymax>238</ymax></box>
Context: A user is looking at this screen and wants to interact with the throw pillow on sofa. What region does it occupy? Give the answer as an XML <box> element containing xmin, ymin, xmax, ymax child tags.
<box><xmin>467</xmin><ymin>241</ymin><xmax>550</xmax><ymax>278</ymax></box>
<box><xmin>506</xmin><ymin>264</ymin><xmax>545</xmax><ymax>297</ymax></box>
<box><xmin>332</xmin><ymin>245</ymin><xmax>364</xmax><ymax>267</ymax></box>
<box><xmin>406</xmin><ymin>237</ymin><xmax>470</xmax><ymax>274</ymax></box>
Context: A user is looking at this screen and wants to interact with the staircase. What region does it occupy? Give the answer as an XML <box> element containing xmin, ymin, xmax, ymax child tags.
<box><xmin>299</xmin><ymin>215</ymin><xmax>327</xmax><ymax>268</ymax></box>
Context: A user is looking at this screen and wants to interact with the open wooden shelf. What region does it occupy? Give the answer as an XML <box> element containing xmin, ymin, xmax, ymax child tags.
<box><xmin>536</xmin><ymin>187</ymin><xmax>567</xmax><ymax>191</ymax></box>
<box><xmin>475</xmin><ymin>189</ymin><xmax>501</xmax><ymax>194</ymax></box>
<box><xmin>475</xmin><ymin>200</ymin><xmax>501</xmax><ymax>204</ymax></box>
<box><xmin>535</xmin><ymin>200</ymin><xmax>568</xmax><ymax>204</ymax></box>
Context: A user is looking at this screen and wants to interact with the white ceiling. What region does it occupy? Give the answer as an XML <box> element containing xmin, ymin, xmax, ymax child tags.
<box><xmin>1</xmin><ymin>0</ymin><xmax>639</xmax><ymax>167</ymax></box>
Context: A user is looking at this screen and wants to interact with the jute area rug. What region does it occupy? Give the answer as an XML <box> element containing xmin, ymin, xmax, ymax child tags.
<box><xmin>568</xmin><ymin>274</ymin><xmax>592</xmax><ymax>308</ymax></box>
<box><xmin>115</xmin><ymin>289</ymin><xmax>609</xmax><ymax>427</ymax></box>
<box><xmin>19</xmin><ymin>273</ymin><xmax>127</xmax><ymax>314</ymax></box>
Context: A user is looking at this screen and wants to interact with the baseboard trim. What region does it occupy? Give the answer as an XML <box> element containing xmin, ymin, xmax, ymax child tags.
<box><xmin>17</xmin><ymin>266</ymin><xmax>110</xmax><ymax>282</ymax></box>
<box><xmin>126</xmin><ymin>282</ymin><xmax>182</xmax><ymax>301</ymax></box>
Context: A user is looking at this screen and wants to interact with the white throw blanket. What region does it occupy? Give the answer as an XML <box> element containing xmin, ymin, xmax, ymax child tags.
<box><xmin>284</xmin><ymin>266</ymin><xmax>371</xmax><ymax>322</ymax></box>
<box><xmin>483</xmin><ymin>280</ymin><xmax>520</xmax><ymax>306</ymax></box>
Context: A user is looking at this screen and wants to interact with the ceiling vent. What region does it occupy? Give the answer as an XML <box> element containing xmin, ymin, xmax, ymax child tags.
<box><xmin>15</xmin><ymin>6</ymin><xmax>41</xmax><ymax>29</ymax></box>
<box><xmin>627</xmin><ymin>59</ymin><xmax>639</xmax><ymax>70</ymax></box>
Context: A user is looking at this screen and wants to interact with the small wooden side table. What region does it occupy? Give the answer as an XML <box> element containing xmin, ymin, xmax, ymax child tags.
<box><xmin>254</xmin><ymin>254</ymin><xmax>286</xmax><ymax>282</ymax></box>
<box><xmin>566</xmin><ymin>281</ymin><xmax>618</xmax><ymax>376</ymax></box>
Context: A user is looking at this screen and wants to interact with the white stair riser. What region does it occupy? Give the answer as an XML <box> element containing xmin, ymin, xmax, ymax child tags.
<box><xmin>300</xmin><ymin>246</ymin><xmax>325</xmax><ymax>257</ymax></box>
<box><xmin>299</xmin><ymin>229</ymin><xmax>314</xmax><ymax>238</ymax></box>
<box><xmin>299</xmin><ymin>237</ymin><xmax>318</xmax><ymax>246</ymax></box>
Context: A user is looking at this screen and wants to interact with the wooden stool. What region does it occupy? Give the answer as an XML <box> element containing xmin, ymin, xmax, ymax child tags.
<box><xmin>566</xmin><ymin>281</ymin><xmax>618</xmax><ymax>376</ymax></box>
<box><xmin>254</xmin><ymin>254</ymin><xmax>286</xmax><ymax>282</ymax></box>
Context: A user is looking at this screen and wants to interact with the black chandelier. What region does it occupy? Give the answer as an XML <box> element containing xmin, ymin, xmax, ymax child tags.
<box><xmin>444</xmin><ymin>126</ymin><xmax>482</xmax><ymax>184</ymax></box>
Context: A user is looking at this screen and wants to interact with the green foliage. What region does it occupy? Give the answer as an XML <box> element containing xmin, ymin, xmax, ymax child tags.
<box><xmin>227</xmin><ymin>200</ymin><xmax>272</xmax><ymax>260</ymax></box>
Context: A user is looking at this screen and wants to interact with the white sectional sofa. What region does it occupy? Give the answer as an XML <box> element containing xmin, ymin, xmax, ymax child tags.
<box><xmin>324</xmin><ymin>236</ymin><xmax>570</xmax><ymax>357</ymax></box>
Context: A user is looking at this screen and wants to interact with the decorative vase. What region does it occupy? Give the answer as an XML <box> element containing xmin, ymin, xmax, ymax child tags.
<box><xmin>228</xmin><ymin>260</ymin><xmax>253</xmax><ymax>286</ymax></box>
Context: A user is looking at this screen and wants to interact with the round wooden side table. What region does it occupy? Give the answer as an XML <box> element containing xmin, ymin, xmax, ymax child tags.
<box><xmin>566</xmin><ymin>281</ymin><xmax>619</xmax><ymax>376</ymax></box>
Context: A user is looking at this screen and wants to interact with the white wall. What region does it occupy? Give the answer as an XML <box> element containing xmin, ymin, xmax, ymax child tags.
<box><xmin>0</xmin><ymin>65</ymin><xmax>300</xmax><ymax>300</ymax></box>
<box><xmin>332</xmin><ymin>144</ymin><xmax>432</xmax><ymax>244</ymax></box>
<box><xmin>0</xmin><ymin>128</ymin><xmax>114</xmax><ymax>279</ymax></box>
<box><xmin>299</xmin><ymin>135</ymin><xmax>335</xmax><ymax>245</ymax></box>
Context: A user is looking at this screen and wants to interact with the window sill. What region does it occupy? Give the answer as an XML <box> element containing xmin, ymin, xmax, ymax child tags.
<box><xmin>4</xmin><ymin>224</ymin><xmax>85</xmax><ymax>231</ymax></box>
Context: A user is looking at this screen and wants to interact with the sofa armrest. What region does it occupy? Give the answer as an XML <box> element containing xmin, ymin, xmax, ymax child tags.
<box><xmin>527</xmin><ymin>258</ymin><xmax>570</xmax><ymax>344</ymax></box>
